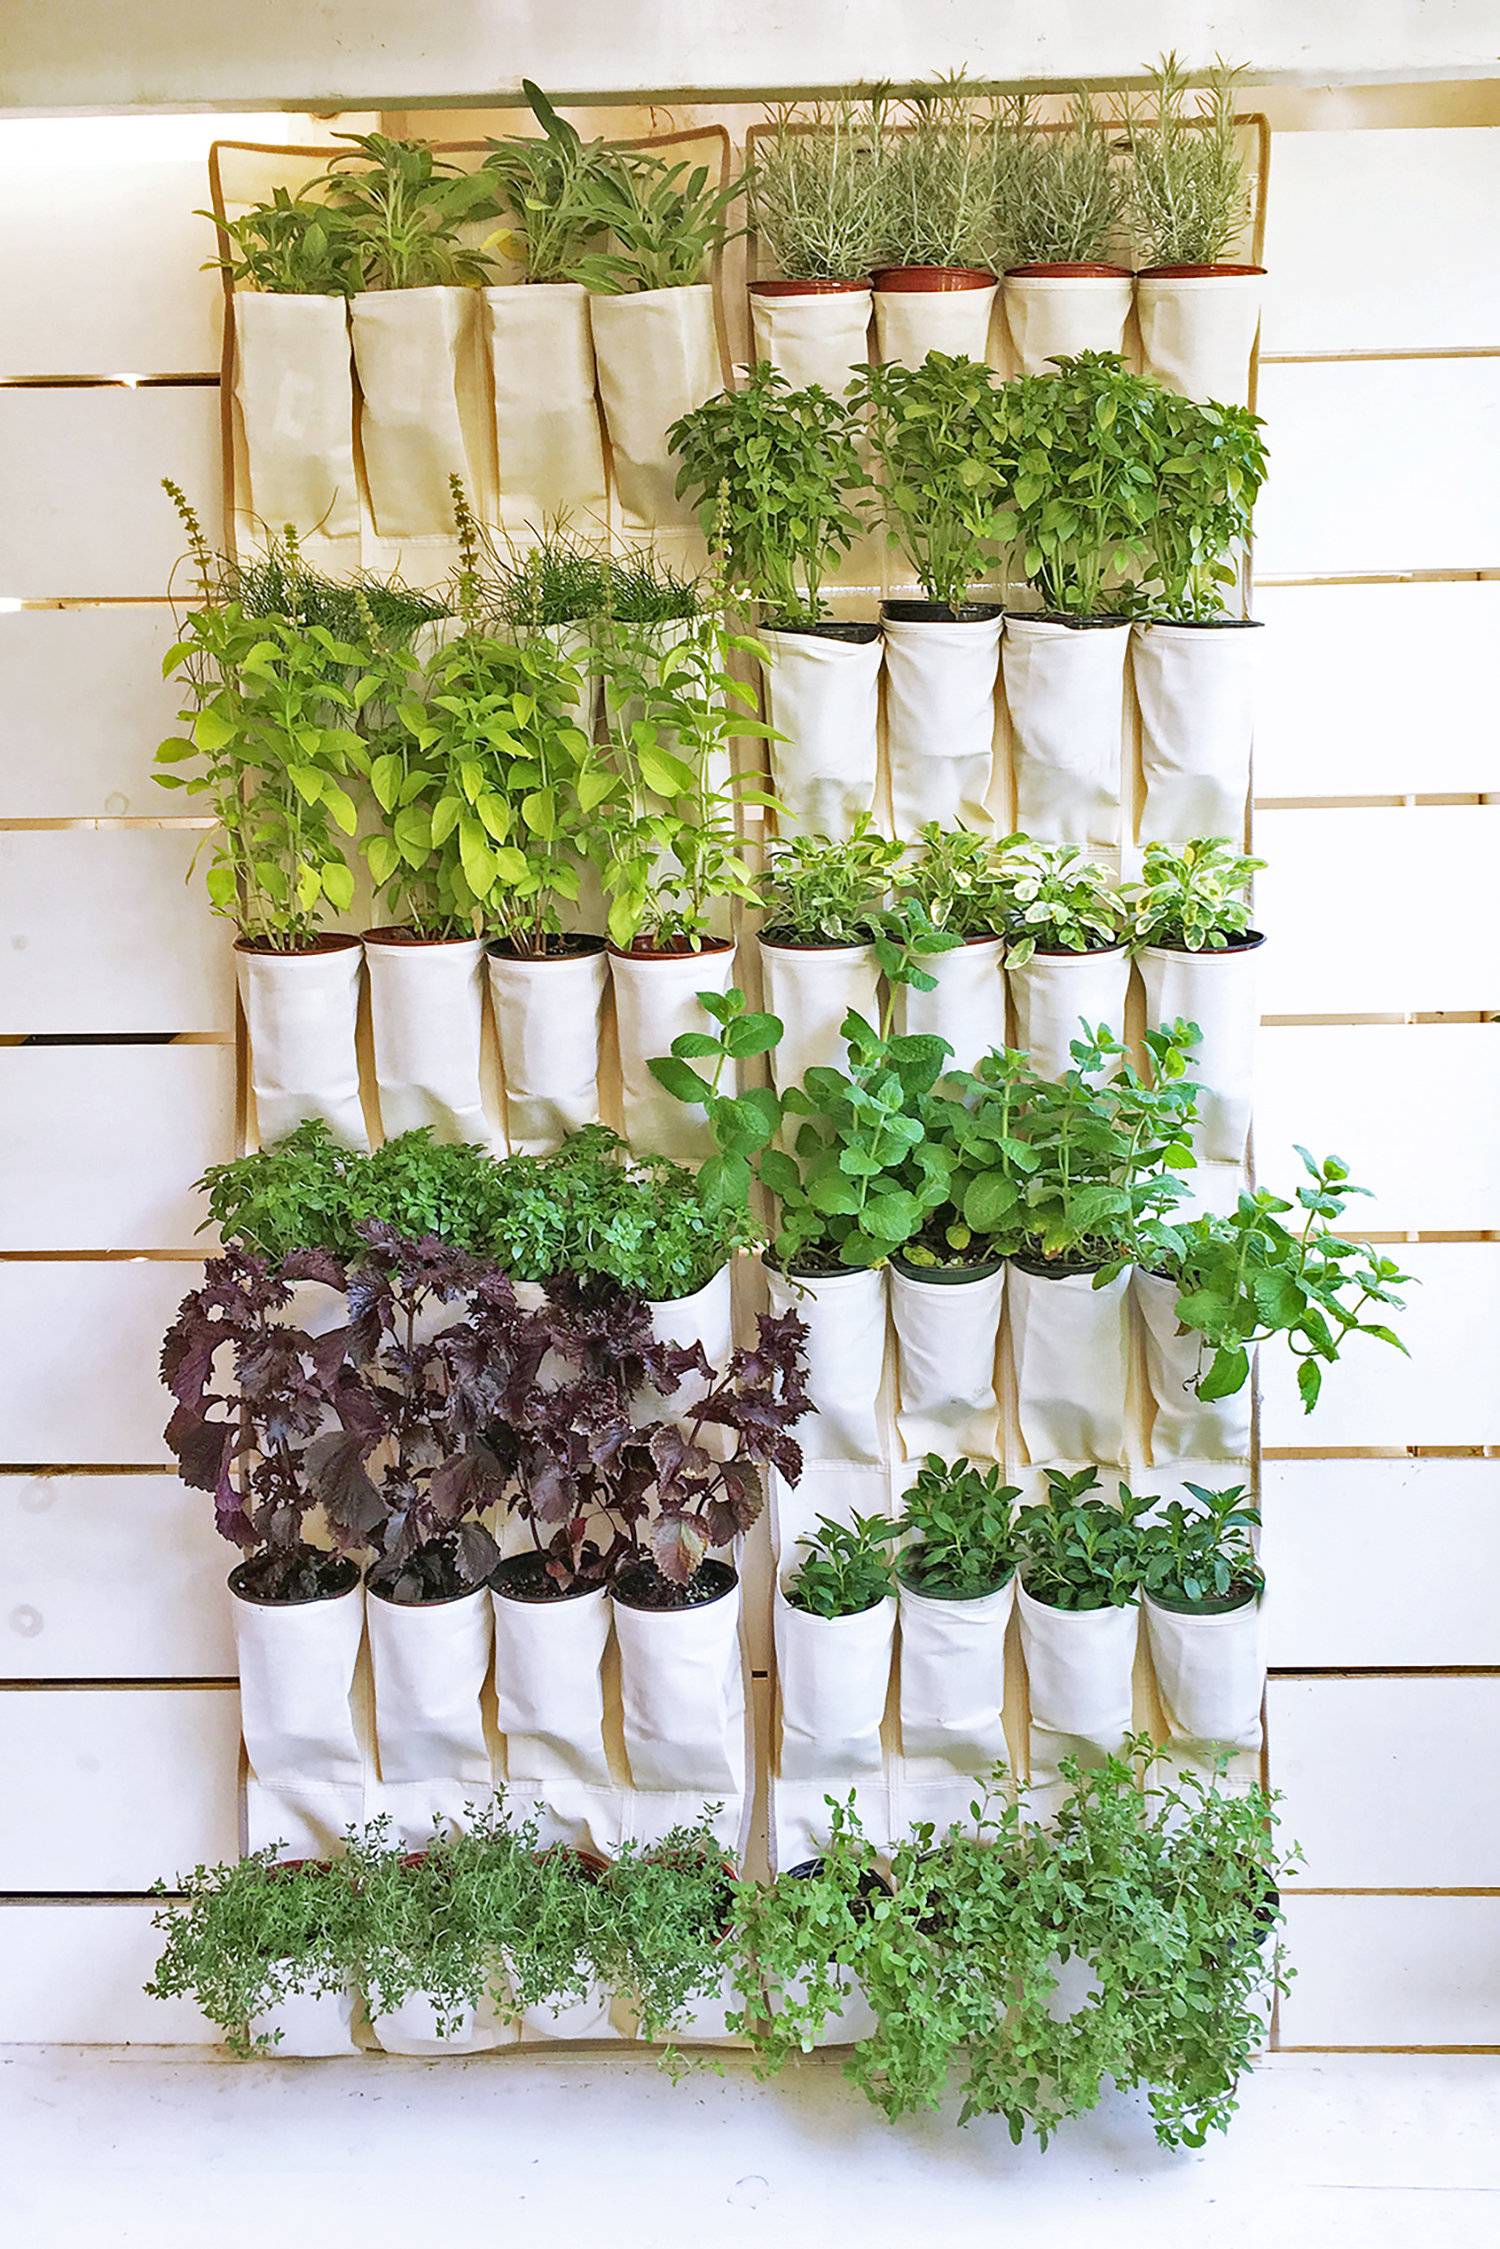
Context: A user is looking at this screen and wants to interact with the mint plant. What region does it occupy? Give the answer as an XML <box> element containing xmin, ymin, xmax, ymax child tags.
<box><xmin>784</xmin><ymin>1511</ymin><xmax>900</xmax><ymax>1618</ymax></box>
<box><xmin>1128</xmin><ymin>835</ymin><xmax>1263</xmax><ymax>952</ymax></box>
<box><xmin>896</xmin><ymin>1456</ymin><xmax>1020</xmax><ymax>1597</ymax></box>
<box><xmin>670</xmin><ymin>363</ymin><xmax>869</xmax><ymax>624</ymax></box>
<box><xmin>847</xmin><ymin>353</ymin><xmax>1015</xmax><ymax>610</ymax></box>
<box><xmin>1138</xmin><ymin>1483</ymin><xmax>1263</xmax><ymax>1610</ymax></box>
<box><xmin>1015</xmin><ymin>1468</ymin><xmax>1151</xmax><ymax>1609</ymax></box>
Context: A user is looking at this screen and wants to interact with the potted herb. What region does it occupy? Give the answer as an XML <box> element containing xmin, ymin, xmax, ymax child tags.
<box><xmin>1014</xmin><ymin>1469</ymin><xmax>1149</xmax><ymax>1799</ymax></box>
<box><xmin>891</xmin><ymin>824</ymin><xmax>1009</xmax><ymax>1070</ymax></box>
<box><xmin>895</xmin><ymin>1456</ymin><xmax>1020</xmax><ymax>1771</ymax></box>
<box><xmin>994</xmin><ymin>93</ymin><xmax>1133</xmax><ymax>373</ymax></box>
<box><xmin>350</xmin><ymin>1815</ymin><xmax>512</xmax><ymax>2054</ymax></box>
<box><xmin>197</xmin><ymin>1118</ymin><xmax>364</xmax><ymax>1269</ymax></box>
<box><xmin>157</xmin><ymin>489</ymin><xmax>369</xmax><ymax>1150</ymax></box>
<box><xmin>206</xmin><ymin>185</ymin><xmax>362</xmax><ymax>555</ymax></box>
<box><xmin>746</xmin><ymin>96</ymin><xmax>884</xmax><ymax>390</ymax></box>
<box><xmin>1139</xmin><ymin>1484</ymin><xmax>1266</xmax><ymax>1762</ymax></box>
<box><xmin>999</xmin><ymin>353</ymin><xmax>1161</xmax><ymax>849</ymax></box>
<box><xmin>1123</xmin><ymin>55</ymin><xmax>1261</xmax><ymax>405</ymax></box>
<box><xmin>595</xmin><ymin>605</ymin><xmax>766</xmax><ymax>1160</ymax></box>
<box><xmin>730</xmin><ymin>1800</ymin><xmax>891</xmax><ymax>2055</ymax></box>
<box><xmin>1130</xmin><ymin>837</ymin><xmax>1266</xmax><ymax>1165</ymax></box>
<box><xmin>994</xmin><ymin>838</ymin><xmax>1131</xmax><ymax>1078</ymax></box>
<box><xmin>603</xmin><ymin>1820</ymin><xmax>741</xmax><ymax>2043</ymax></box>
<box><xmin>1134</xmin><ymin>385</ymin><xmax>1269</xmax><ymax>842</ymax></box>
<box><xmin>563</xmin><ymin>140</ymin><xmax>740</xmax><ymax>534</ymax></box>
<box><xmin>321</xmin><ymin>134</ymin><xmax>496</xmax><ymax>558</ymax></box>
<box><xmin>147</xmin><ymin>1846</ymin><xmax>359</xmax><ymax>2057</ymax></box>
<box><xmin>754</xmin><ymin>820</ymin><xmax>898</xmax><ymax>1094</ymax></box>
<box><xmin>502</xmin><ymin>1831</ymin><xmax>619</xmax><ymax>2040</ymax></box>
<box><xmin>161</xmin><ymin>1248</ymin><xmax>367</xmax><ymax>1789</ymax></box>
<box><xmin>671</xmin><ymin>363</ymin><xmax>879</xmax><ymax>840</ymax></box>
<box><xmin>776</xmin><ymin>1511</ymin><xmax>900</xmax><ymax>1785</ymax></box>
<box><xmin>847</xmin><ymin>353</ymin><xmax>1010</xmax><ymax>832</ymax></box>
<box><xmin>870</xmin><ymin>79</ymin><xmax>1001</xmax><ymax>367</ymax></box>
<box><xmin>483</xmin><ymin>521</ymin><xmax>609</xmax><ymax>735</ymax></box>
<box><xmin>480</xmin><ymin>82</ymin><xmax>614</xmax><ymax>532</ymax></box>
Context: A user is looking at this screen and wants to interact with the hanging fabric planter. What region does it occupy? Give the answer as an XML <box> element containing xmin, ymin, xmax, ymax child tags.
<box><xmin>608</xmin><ymin>939</ymin><xmax>736</xmax><ymax>1160</ymax></box>
<box><xmin>1137</xmin><ymin>935</ymin><xmax>1264</xmax><ymax>1166</ymax></box>
<box><xmin>249</xmin><ymin>1985</ymin><xmax>359</xmax><ymax>2058</ymax></box>
<box><xmin>881</xmin><ymin>603</ymin><xmax>1002</xmax><ymax>837</ymax></box>
<box><xmin>588</xmin><ymin>284</ymin><xmax>722</xmax><ymax>535</ymax></box>
<box><xmin>349</xmin><ymin>286</ymin><xmax>490</xmax><ymax>561</ymax></box>
<box><xmin>749</xmin><ymin>279</ymin><xmax>873</xmax><ymax>392</ymax></box>
<box><xmin>362</xmin><ymin>930</ymin><xmax>494</xmax><ymax>1148</ymax></box>
<box><xmin>1132</xmin><ymin>619</ymin><xmax>1261</xmax><ymax>844</ymax></box>
<box><xmin>486</xmin><ymin>939</ymin><xmax>607</xmax><ymax>1155</ymax></box>
<box><xmin>612</xmin><ymin>1561</ymin><xmax>745</xmax><ymax>1792</ymax></box>
<box><xmin>364</xmin><ymin>1579</ymin><xmax>492</xmax><ymax>1785</ymax></box>
<box><xmin>774</xmin><ymin>1585</ymin><xmax>895</xmax><ymax>1782</ymax></box>
<box><xmin>1017</xmin><ymin>1582</ymin><xmax>1139</xmax><ymax>1793</ymax></box>
<box><xmin>485</xmin><ymin>281</ymin><xmax>608</xmax><ymax>535</ymax></box>
<box><xmin>759</xmin><ymin>625</ymin><xmax>882</xmax><ymax>841</ymax></box>
<box><xmin>1007</xmin><ymin>1261</ymin><xmax>1132</xmax><ymax>1465</ymax></box>
<box><xmin>757</xmin><ymin>935</ymin><xmax>881</xmax><ymax>1099</ymax></box>
<box><xmin>871</xmin><ymin>268</ymin><xmax>998</xmax><ymax>370</ymax></box>
<box><xmin>889</xmin><ymin>1258</ymin><xmax>1005</xmax><ymax>1462</ymax></box>
<box><xmin>895</xmin><ymin>935</ymin><xmax>1006</xmax><ymax>1075</ymax></box>
<box><xmin>1133</xmin><ymin>1268</ymin><xmax>1252</xmax><ymax>1463</ymax></box>
<box><xmin>645</xmin><ymin>1264</ymin><xmax>735</xmax><ymax>1436</ymax></box>
<box><xmin>1143</xmin><ymin>1590</ymin><xmax>1266</xmax><ymax>1757</ymax></box>
<box><xmin>231</xmin><ymin>292</ymin><xmax>360</xmax><ymax>557</ymax></box>
<box><xmin>235</xmin><ymin>937</ymin><xmax>368</xmax><ymax>1150</ymax></box>
<box><xmin>1001</xmin><ymin>265</ymin><xmax>1134</xmax><ymax>375</ymax></box>
<box><xmin>1002</xmin><ymin>614</ymin><xmax>1129</xmax><ymax>847</ymax></box>
<box><xmin>1006</xmin><ymin>944</ymin><xmax>1130</xmax><ymax>1081</ymax></box>
<box><xmin>228</xmin><ymin>1561</ymin><xmax>365</xmax><ymax>1787</ymax></box>
<box><xmin>371</xmin><ymin>1990</ymin><xmax>507</xmax><ymax>2057</ymax></box>
<box><xmin>765</xmin><ymin>1263</ymin><xmax>888</xmax><ymax>1465</ymax></box>
<box><xmin>490</xmin><ymin>1565</ymin><xmax>612</xmax><ymax>1789</ymax></box>
<box><xmin>1134</xmin><ymin>267</ymin><xmax>1265</xmax><ymax>408</ymax></box>
<box><xmin>897</xmin><ymin>1571</ymin><xmax>1014</xmax><ymax>1771</ymax></box>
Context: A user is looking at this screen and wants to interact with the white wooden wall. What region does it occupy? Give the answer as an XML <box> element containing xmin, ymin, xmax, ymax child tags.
<box><xmin>0</xmin><ymin>95</ymin><xmax>1496</xmax><ymax>2051</ymax></box>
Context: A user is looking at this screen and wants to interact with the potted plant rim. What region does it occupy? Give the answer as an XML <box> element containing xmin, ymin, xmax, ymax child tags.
<box><xmin>994</xmin><ymin>92</ymin><xmax>1134</xmax><ymax>374</ymax></box>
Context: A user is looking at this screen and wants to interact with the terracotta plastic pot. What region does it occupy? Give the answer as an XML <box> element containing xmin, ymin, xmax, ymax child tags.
<box><xmin>749</xmin><ymin>276</ymin><xmax>870</xmax><ymax>295</ymax></box>
<box><xmin>873</xmin><ymin>265</ymin><xmax>995</xmax><ymax>290</ymax></box>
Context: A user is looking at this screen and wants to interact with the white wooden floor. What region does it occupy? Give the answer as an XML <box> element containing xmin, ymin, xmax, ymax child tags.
<box><xmin>8</xmin><ymin>2048</ymin><xmax>1500</xmax><ymax>2248</ymax></box>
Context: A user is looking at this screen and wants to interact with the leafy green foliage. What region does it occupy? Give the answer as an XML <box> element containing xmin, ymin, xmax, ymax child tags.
<box><xmin>994</xmin><ymin>836</ymin><xmax>1130</xmax><ymax>965</ymax></box>
<box><xmin>558</xmin><ymin>148</ymin><xmax>742</xmax><ymax>293</ymax></box>
<box><xmin>1129</xmin><ymin>835</ymin><xmax>1263</xmax><ymax>952</ymax></box>
<box><xmin>232</xmin><ymin>544</ymin><xmax>449</xmax><ymax>646</ymax></box>
<box><xmin>605</xmin><ymin>548</ymin><xmax>702</xmax><ymax>625</ymax></box>
<box><xmin>482</xmin><ymin>80</ymin><xmax>616</xmax><ymax>282</ymax></box>
<box><xmin>1145</xmin><ymin>386</ymin><xmax>1269</xmax><ymax>619</ymax></box>
<box><xmin>197</xmin><ymin>1120</ymin><xmax>365</xmax><ymax>1264</ymax></box>
<box><xmin>146</xmin><ymin>1847</ymin><xmax>358</xmax><ymax>2054</ymax></box>
<box><xmin>1139</xmin><ymin>1483</ymin><xmax>1263</xmax><ymax>1610</ymax></box>
<box><xmin>749</xmin><ymin>96</ymin><xmax>889</xmax><ymax>280</ymax></box>
<box><xmin>157</xmin><ymin>487</ymin><xmax>365</xmax><ymax>946</ymax></box>
<box><xmin>897</xmin><ymin>1456</ymin><xmax>1020</xmax><ymax>1597</ymax></box>
<box><xmin>1003</xmin><ymin>352</ymin><xmax>1162</xmax><ymax>617</ymax></box>
<box><xmin>600</xmin><ymin>1820</ymin><xmax>736</xmax><ymax>2043</ymax></box>
<box><xmin>784</xmin><ymin>1510</ymin><xmax>900</xmax><ymax>1617</ymax></box>
<box><xmin>727</xmin><ymin>1800</ymin><xmax>891</xmax><ymax>2060</ymax></box>
<box><xmin>874</xmin><ymin>76</ymin><xmax>1000</xmax><ymax>271</ymax></box>
<box><xmin>756</xmin><ymin>816</ymin><xmax>904</xmax><ymax>946</ymax></box>
<box><xmin>1165</xmin><ymin>1148</ymin><xmax>1411</xmax><ymax>1410</ymax></box>
<box><xmin>990</xmin><ymin>91</ymin><xmax>1127</xmax><ymax>267</ymax></box>
<box><xmin>1015</xmin><ymin>1468</ymin><xmax>1152</xmax><ymax>1609</ymax></box>
<box><xmin>482</xmin><ymin>523</ymin><xmax>608</xmax><ymax>630</ymax></box>
<box><xmin>847</xmin><ymin>353</ymin><xmax>1015</xmax><ymax>610</ymax></box>
<box><xmin>893</xmin><ymin>824</ymin><xmax>1011</xmax><ymax>940</ymax></box>
<box><xmin>1122</xmin><ymin>54</ymin><xmax>1253</xmax><ymax>270</ymax></box>
<box><xmin>203</xmin><ymin>184</ymin><xmax>362</xmax><ymax>295</ymax></box>
<box><xmin>320</xmin><ymin>133</ymin><xmax>497</xmax><ymax>290</ymax></box>
<box><xmin>670</xmin><ymin>362</ymin><xmax>870</xmax><ymax>624</ymax></box>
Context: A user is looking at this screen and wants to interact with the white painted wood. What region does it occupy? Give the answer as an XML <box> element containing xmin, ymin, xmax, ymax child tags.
<box><xmin>0</xmin><ymin>1902</ymin><xmax>216</xmax><ymax>2043</ymax></box>
<box><xmin>0</xmin><ymin>828</ymin><xmax>235</xmax><ymax>1033</ymax></box>
<box><xmin>0</xmin><ymin>1044</ymin><xmax>234</xmax><ymax>1249</ymax></box>
<box><xmin>1255</xmin><ymin>808</ymin><xmax>1500</xmax><ymax>1015</ymax></box>
<box><xmin>0</xmin><ymin>386</ymin><xmax>221</xmax><ymax>599</ymax></box>
<box><xmin>1262</xmin><ymin>1459</ymin><xmax>1500</xmax><ymax>1669</ymax></box>
<box><xmin>0</xmin><ymin>605</ymin><xmax>186</xmax><ymax>816</ymax></box>
<box><xmin>1253</xmin><ymin>582</ymin><xmax>1500</xmax><ymax>799</ymax></box>
<box><xmin>0</xmin><ymin>1686</ymin><xmax>240</xmax><ymax>1889</ymax></box>
<box><xmin>1261</xmin><ymin>128</ymin><xmax>1500</xmax><ymax>353</ymax></box>
<box><xmin>1259</xmin><ymin>1243</ymin><xmax>1500</xmax><ymax>1450</ymax></box>
<box><xmin>0</xmin><ymin>1261</ymin><xmax>202</xmax><ymax>1465</ymax></box>
<box><xmin>1253</xmin><ymin>360</ymin><xmax>1500</xmax><ymax>577</ymax></box>
<box><xmin>1278</xmin><ymin>1895</ymin><xmax>1500</xmax><ymax>2047</ymax></box>
<box><xmin>1257</xmin><ymin>1026</ymin><xmax>1500</xmax><ymax>1232</ymax></box>
<box><xmin>1269</xmin><ymin>1677</ymin><xmax>1500</xmax><ymax>1889</ymax></box>
<box><xmin>0</xmin><ymin>1475</ymin><xmax>236</xmax><ymax>1679</ymax></box>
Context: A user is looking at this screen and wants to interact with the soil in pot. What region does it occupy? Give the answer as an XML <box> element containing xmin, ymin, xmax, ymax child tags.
<box><xmin>891</xmin><ymin>1248</ymin><xmax>1007</xmax><ymax>1284</ymax></box>
<box><xmin>362</xmin><ymin>926</ymin><xmax>478</xmax><ymax>947</ymax></box>
<box><xmin>233</xmin><ymin>933</ymin><xmax>362</xmax><ymax>958</ymax></box>
<box><xmin>228</xmin><ymin>1550</ymin><xmax>359</xmax><ymax>1606</ymax></box>
<box><xmin>1004</xmin><ymin>261</ymin><xmax>1132</xmax><ymax>279</ymax></box>
<box><xmin>765</xmin><ymin>618</ymin><xmax>881</xmax><ymax>645</ymax></box>
<box><xmin>608</xmin><ymin>935</ymin><xmax>735</xmax><ymax>963</ymax></box>
<box><xmin>491</xmin><ymin>1552</ymin><xmax>608</xmax><ymax>1605</ymax></box>
<box><xmin>1009</xmin><ymin>610</ymin><xmax>1133</xmax><ymax>630</ymax></box>
<box><xmin>613</xmin><ymin>1557</ymin><xmax>739</xmax><ymax>1613</ymax></box>
<box><xmin>487</xmin><ymin>932</ymin><xmax>606</xmax><ymax>962</ymax></box>
<box><xmin>873</xmin><ymin>266</ymin><xmax>995</xmax><ymax>291</ymax></box>
<box><xmin>367</xmin><ymin>1532</ymin><xmax>491</xmax><ymax>1607</ymax></box>
<box><xmin>1139</xmin><ymin>262</ymin><xmax>1266</xmax><ymax>280</ymax></box>
<box><xmin>882</xmin><ymin>598</ymin><xmax>1001</xmax><ymax>625</ymax></box>
<box><xmin>1148</xmin><ymin>1578</ymin><xmax>1261</xmax><ymax>1618</ymax></box>
<box><xmin>750</xmin><ymin>276</ymin><xmax>871</xmax><ymax>296</ymax></box>
<box><xmin>1140</xmin><ymin>615</ymin><xmax>1263</xmax><ymax>632</ymax></box>
<box><xmin>1149</xmin><ymin>929</ymin><xmax>1265</xmax><ymax>955</ymax></box>
<box><xmin>1009</xmin><ymin>1250</ymin><xmax>1113</xmax><ymax>1280</ymax></box>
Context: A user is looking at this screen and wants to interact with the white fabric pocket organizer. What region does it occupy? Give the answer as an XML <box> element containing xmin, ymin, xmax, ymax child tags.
<box><xmin>645</xmin><ymin>1265</ymin><xmax>735</xmax><ymax>1438</ymax></box>
<box><xmin>1132</xmin><ymin>619</ymin><xmax>1260</xmax><ymax>844</ymax></box>
<box><xmin>1143</xmin><ymin>1591</ymin><xmax>1265</xmax><ymax>1758</ymax></box>
<box><xmin>232</xmin><ymin>291</ymin><xmax>360</xmax><ymax>549</ymax></box>
<box><xmin>872</xmin><ymin>278</ymin><xmax>998</xmax><ymax>370</ymax></box>
<box><xmin>371</xmin><ymin>1990</ymin><xmax>511</xmax><ymax>2056</ymax></box>
<box><xmin>1007</xmin><ymin>944</ymin><xmax>1130</xmax><ymax>1081</ymax></box>
<box><xmin>349</xmin><ymin>286</ymin><xmax>490</xmax><ymax>546</ymax></box>
<box><xmin>889</xmin><ymin>1261</ymin><xmax>1005</xmax><ymax>1462</ymax></box>
<box><xmin>775</xmin><ymin>1585</ymin><xmax>895</xmax><ymax>1782</ymax></box>
<box><xmin>363</xmin><ymin>932</ymin><xmax>494</xmax><ymax>1148</ymax></box>
<box><xmin>1016</xmin><ymin>1582</ymin><xmax>1139</xmax><ymax>1788</ymax></box>
<box><xmin>490</xmin><ymin>1574</ymin><xmax>612</xmax><ymax>1788</ymax></box>
<box><xmin>759</xmin><ymin>626</ymin><xmax>882</xmax><ymax>840</ymax></box>
<box><xmin>486</xmin><ymin>941</ymin><xmax>608</xmax><ymax>1155</ymax></box>
<box><xmin>898</xmin><ymin>1572</ymin><xmax>1014</xmax><ymax>1771</ymax></box>
<box><xmin>249</xmin><ymin>1986</ymin><xmax>359</xmax><ymax>2059</ymax></box>
<box><xmin>1007</xmin><ymin>1261</ymin><xmax>1132</xmax><ymax>1466</ymax></box>
<box><xmin>881</xmin><ymin>606</ymin><xmax>1002</xmax><ymax>837</ymax></box>
<box><xmin>758</xmin><ymin>937</ymin><xmax>881</xmax><ymax>1100</ymax></box>
<box><xmin>608</xmin><ymin>940</ymin><xmax>735</xmax><ymax>1160</ymax></box>
<box><xmin>895</xmin><ymin>935</ymin><xmax>1006</xmax><ymax>1078</ymax></box>
<box><xmin>612</xmin><ymin>1569</ymin><xmax>745</xmax><ymax>1793</ymax></box>
<box><xmin>235</xmin><ymin>937</ymin><xmax>368</xmax><ymax>1151</ymax></box>
<box><xmin>1137</xmin><ymin>936</ymin><xmax>1262</xmax><ymax>1166</ymax></box>
<box><xmin>1002</xmin><ymin>614</ymin><xmax>1129</xmax><ymax>846</ymax></box>
<box><xmin>765</xmin><ymin>1262</ymin><xmax>888</xmax><ymax>1466</ymax></box>
<box><xmin>364</xmin><ymin>1582</ymin><xmax>493</xmax><ymax>1785</ymax></box>
<box><xmin>230</xmin><ymin>1569</ymin><xmax>366</xmax><ymax>1787</ymax></box>
<box><xmin>749</xmin><ymin>283</ymin><xmax>872</xmax><ymax>392</ymax></box>
<box><xmin>485</xmin><ymin>281</ymin><xmax>608</xmax><ymax>534</ymax></box>
<box><xmin>1133</xmin><ymin>1268</ymin><xmax>1252</xmax><ymax>1464</ymax></box>
<box><xmin>1134</xmin><ymin>268</ymin><xmax>1264</xmax><ymax>408</ymax></box>
<box><xmin>589</xmin><ymin>283</ymin><xmax>722</xmax><ymax>534</ymax></box>
<box><xmin>1001</xmin><ymin>269</ymin><xmax>1134</xmax><ymax>376</ymax></box>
